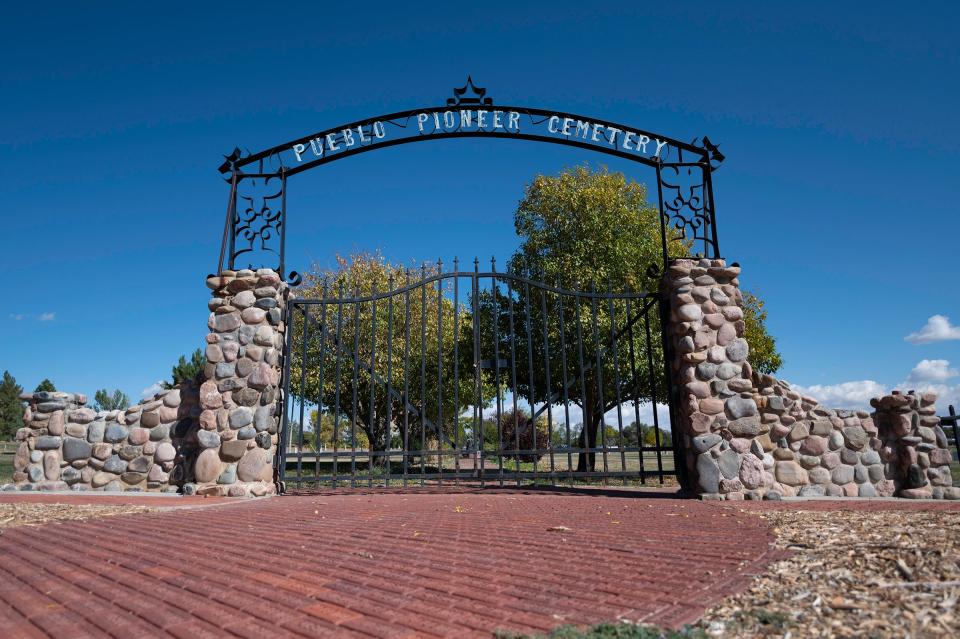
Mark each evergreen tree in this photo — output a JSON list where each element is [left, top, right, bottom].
[[0, 371, 25, 440], [93, 388, 131, 412], [164, 349, 206, 389], [34, 378, 56, 393]]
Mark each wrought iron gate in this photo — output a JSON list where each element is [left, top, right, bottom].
[[277, 260, 680, 490]]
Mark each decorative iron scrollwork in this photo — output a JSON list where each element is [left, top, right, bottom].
[[231, 174, 285, 272], [659, 163, 718, 259], [447, 76, 492, 106]]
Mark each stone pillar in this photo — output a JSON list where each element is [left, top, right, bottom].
[[663, 258, 759, 500], [187, 268, 288, 497], [873, 391, 958, 499]]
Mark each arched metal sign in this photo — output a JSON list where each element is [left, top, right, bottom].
[[217, 77, 724, 281]]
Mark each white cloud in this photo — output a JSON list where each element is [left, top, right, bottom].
[[792, 380, 888, 411], [38, 312, 55, 322], [9, 313, 25, 321], [905, 315, 960, 344], [907, 359, 958, 383], [141, 380, 165, 398]]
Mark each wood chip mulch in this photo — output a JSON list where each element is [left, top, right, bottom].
[[0, 503, 156, 530], [696, 509, 960, 638]]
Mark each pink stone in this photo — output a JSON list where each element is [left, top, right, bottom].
[[222, 341, 240, 362], [929, 448, 952, 465], [237, 448, 272, 482], [719, 478, 743, 493], [200, 381, 223, 410], [821, 452, 840, 469], [876, 479, 896, 497], [241, 307, 266, 324], [247, 363, 276, 390], [158, 405, 179, 422], [13, 442, 30, 471], [699, 398, 724, 415], [799, 435, 828, 456], [769, 423, 790, 441], [199, 409, 217, 430], [703, 313, 725, 329], [43, 451, 60, 480], [154, 442, 176, 463], [730, 438, 751, 453], [716, 323, 737, 346], [128, 428, 149, 445], [843, 483, 858, 497], [194, 449, 222, 483], [686, 381, 710, 399], [775, 461, 808, 486], [689, 412, 712, 434], [861, 418, 877, 435], [892, 414, 911, 437], [739, 454, 764, 489], [47, 411, 64, 435], [148, 465, 168, 482]]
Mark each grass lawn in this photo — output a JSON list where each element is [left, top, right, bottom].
[[0, 454, 13, 484]]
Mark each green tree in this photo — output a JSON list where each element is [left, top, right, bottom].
[[503, 165, 780, 471], [0, 371, 24, 440], [93, 388, 130, 412], [294, 253, 495, 465], [742, 292, 783, 375], [34, 378, 56, 393], [165, 349, 206, 388]]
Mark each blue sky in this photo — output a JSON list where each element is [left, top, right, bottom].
[[1, 1, 958, 411]]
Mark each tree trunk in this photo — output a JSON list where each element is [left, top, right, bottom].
[[576, 387, 602, 472]]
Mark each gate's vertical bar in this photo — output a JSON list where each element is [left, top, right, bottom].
[[332, 283, 345, 488], [491, 259, 504, 485], [607, 286, 626, 483], [506, 269, 518, 485], [296, 306, 310, 489], [557, 294, 573, 482], [573, 288, 590, 475], [589, 284, 609, 482], [452, 258, 461, 485], [315, 283, 330, 484], [368, 280, 378, 488], [419, 264, 427, 485], [649, 298, 667, 483], [275, 297, 297, 493], [403, 270, 412, 487], [436, 260, 444, 485], [385, 273, 395, 488], [472, 259, 484, 486], [350, 285, 361, 488], [625, 294, 646, 483], [539, 281, 555, 483], [523, 277, 538, 485]]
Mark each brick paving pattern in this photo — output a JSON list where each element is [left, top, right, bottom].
[[1, 491, 956, 638]]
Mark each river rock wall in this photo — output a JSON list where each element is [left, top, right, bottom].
[[7, 383, 197, 492], [4, 268, 288, 497], [665, 258, 958, 501]]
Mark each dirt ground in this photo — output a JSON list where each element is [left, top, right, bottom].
[[696, 508, 960, 638], [0, 502, 156, 530]]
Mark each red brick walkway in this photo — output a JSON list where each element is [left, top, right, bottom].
[[1, 491, 956, 638]]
